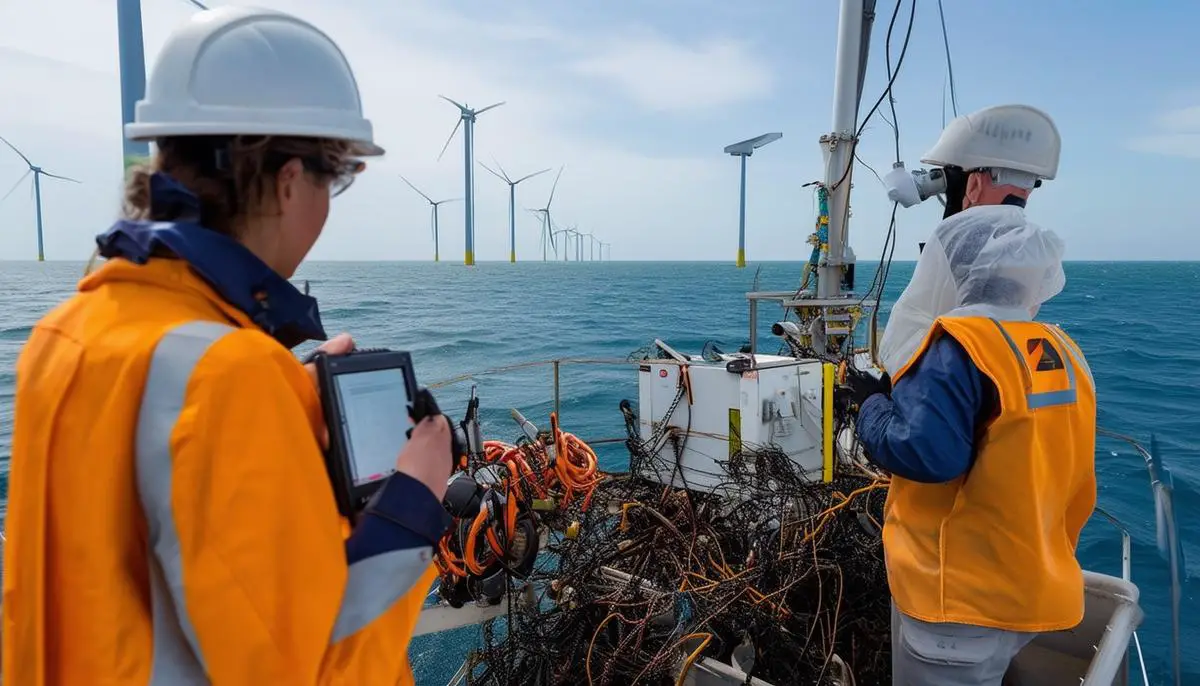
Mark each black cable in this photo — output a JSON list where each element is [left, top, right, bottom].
[[937, 0, 959, 118]]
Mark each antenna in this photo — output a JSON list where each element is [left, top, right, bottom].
[[480, 160, 550, 263], [436, 95, 505, 266], [0, 136, 81, 261], [400, 174, 460, 262], [724, 132, 782, 268]]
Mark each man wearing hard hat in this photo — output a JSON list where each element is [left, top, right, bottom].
[[845, 105, 1098, 685]]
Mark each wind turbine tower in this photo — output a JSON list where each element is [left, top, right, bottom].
[[0, 136, 81, 261], [724, 132, 782, 268], [436, 96, 504, 266], [480, 161, 549, 263], [399, 175, 460, 262], [117, 0, 207, 173]]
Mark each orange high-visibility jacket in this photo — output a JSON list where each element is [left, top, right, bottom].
[[4, 256, 442, 685], [884, 316, 1097, 632]]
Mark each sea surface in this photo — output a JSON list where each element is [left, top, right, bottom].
[[0, 259, 1196, 684]]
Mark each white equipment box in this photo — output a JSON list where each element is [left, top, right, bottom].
[[635, 353, 827, 492]]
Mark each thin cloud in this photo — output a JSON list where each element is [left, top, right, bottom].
[[571, 32, 774, 112], [1126, 105, 1200, 159]]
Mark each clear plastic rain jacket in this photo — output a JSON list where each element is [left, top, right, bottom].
[[861, 202, 1075, 482], [3, 173, 451, 685]]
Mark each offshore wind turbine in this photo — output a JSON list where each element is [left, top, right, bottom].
[[436, 96, 504, 266], [479, 160, 549, 263], [0, 136, 81, 261], [552, 229, 572, 261], [399, 174, 460, 262], [583, 232, 599, 261], [528, 166, 564, 262], [600, 241, 610, 262], [566, 227, 584, 262], [724, 132, 782, 268]]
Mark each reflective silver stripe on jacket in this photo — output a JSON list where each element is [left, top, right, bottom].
[[137, 320, 233, 685], [136, 321, 433, 683]]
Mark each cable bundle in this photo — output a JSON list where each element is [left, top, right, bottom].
[[465, 440, 893, 686], [433, 412, 604, 607]]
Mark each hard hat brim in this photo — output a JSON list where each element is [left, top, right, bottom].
[[125, 121, 385, 157]]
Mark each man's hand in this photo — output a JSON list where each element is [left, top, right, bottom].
[[397, 417, 453, 501], [303, 333, 354, 449]]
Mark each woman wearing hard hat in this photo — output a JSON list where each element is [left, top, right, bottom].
[[2, 7, 452, 685]]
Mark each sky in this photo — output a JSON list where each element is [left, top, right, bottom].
[[0, 0, 1198, 263]]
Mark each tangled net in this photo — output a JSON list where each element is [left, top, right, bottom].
[[439, 412, 892, 686]]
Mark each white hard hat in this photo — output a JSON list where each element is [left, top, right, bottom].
[[921, 104, 1059, 182], [125, 6, 383, 156]]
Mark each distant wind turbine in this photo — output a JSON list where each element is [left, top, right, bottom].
[[436, 96, 504, 266], [479, 160, 549, 263], [724, 132, 782, 268], [399, 175, 460, 262], [527, 166, 564, 262], [600, 241, 610, 262], [552, 229, 571, 262], [566, 227, 584, 262], [583, 232, 599, 261], [0, 136, 80, 261]]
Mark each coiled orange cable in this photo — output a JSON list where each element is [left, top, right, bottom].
[[436, 415, 603, 583]]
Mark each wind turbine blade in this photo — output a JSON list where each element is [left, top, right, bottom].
[[436, 118, 462, 162], [41, 171, 80, 184], [547, 166, 564, 207], [515, 168, 551, 185], [0, 169, 31, 204], [0, 135, 33, 167], [399, 174, 434, 203], [185, 0, 208, 8], [440, 197, 463, 204], [438, 95, 467, 111], [478, 161, 508, 184], [491, 157, 512, 182], [476, 101, 505, 115]]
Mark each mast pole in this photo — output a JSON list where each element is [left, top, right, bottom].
[[817, 0, 873, 298]]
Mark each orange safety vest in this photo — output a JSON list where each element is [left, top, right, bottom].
[[3, 257, 435, 685], [884, 315, 1097, 632]]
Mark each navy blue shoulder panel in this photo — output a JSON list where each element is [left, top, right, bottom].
[[94, 172, 326, 349]]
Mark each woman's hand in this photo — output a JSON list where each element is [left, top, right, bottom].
[[397, 417, 453, 501], [303, 333, 355, 449]]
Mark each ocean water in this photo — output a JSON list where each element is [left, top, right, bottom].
[[0, 259, 1196, 683]]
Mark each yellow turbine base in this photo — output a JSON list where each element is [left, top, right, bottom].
[[736, 248, 746, 268], [465, 250, 475, 266]]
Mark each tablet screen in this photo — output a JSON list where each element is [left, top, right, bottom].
[[333, 368, 412, 487]]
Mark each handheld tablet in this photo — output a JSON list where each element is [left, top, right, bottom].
[[314, 348, 419, 517]]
